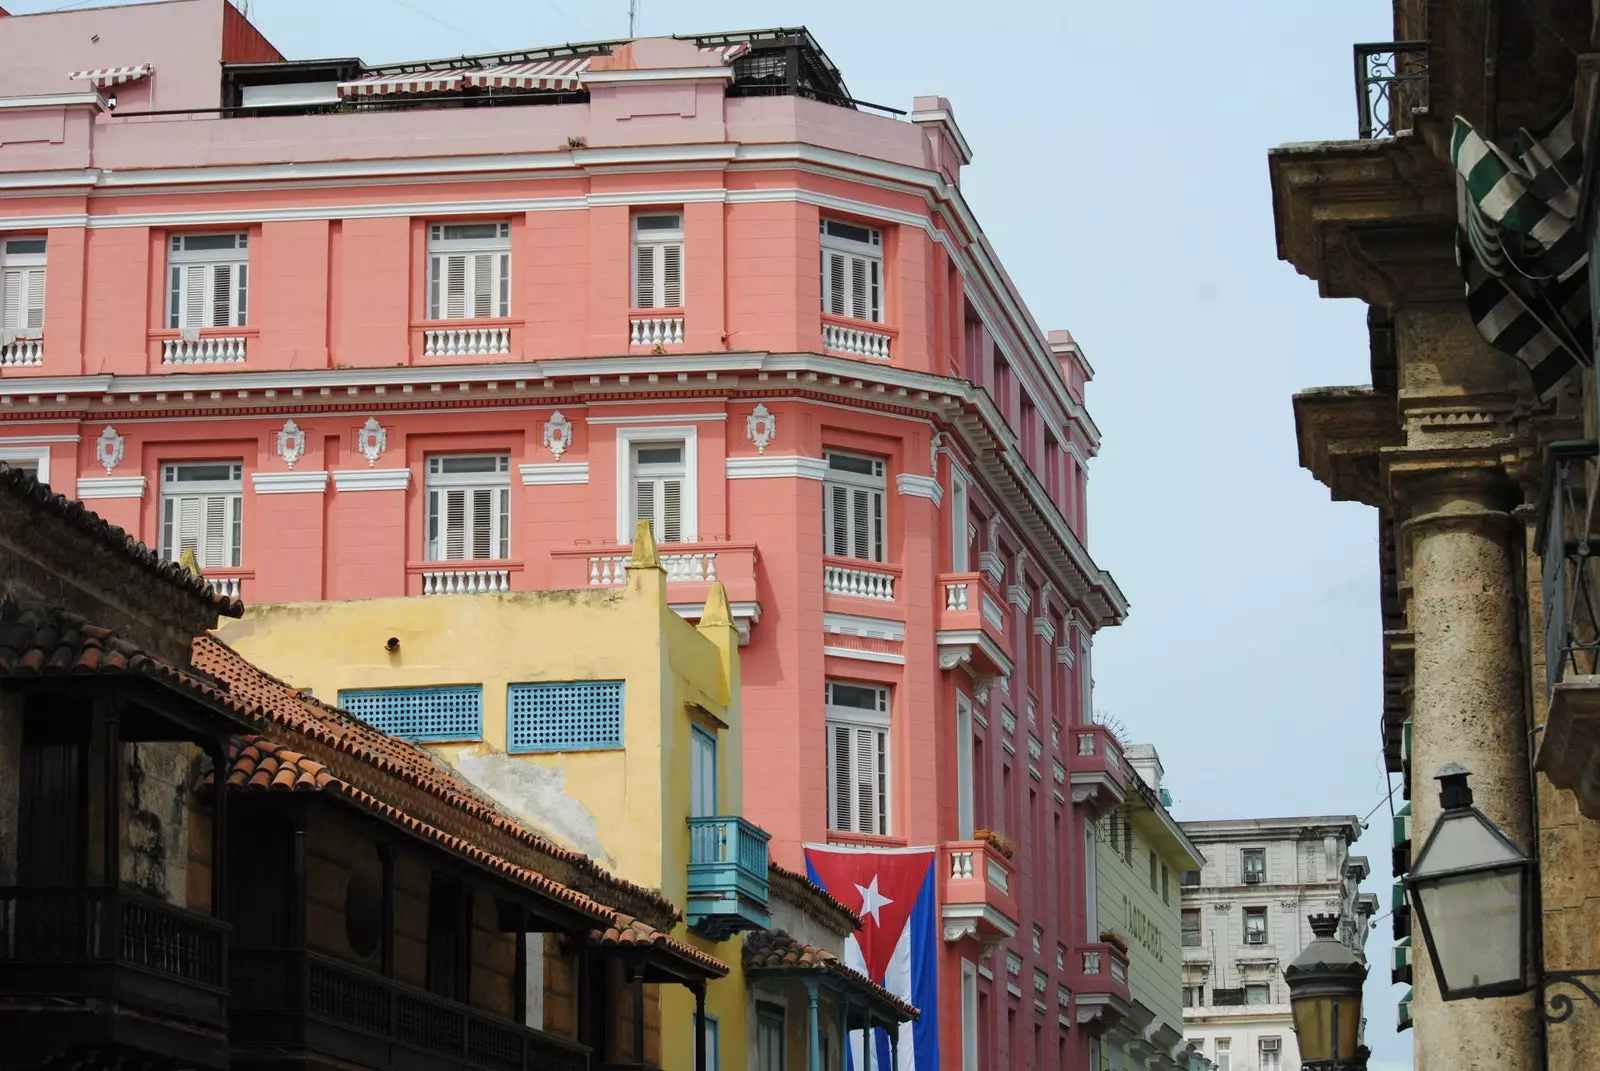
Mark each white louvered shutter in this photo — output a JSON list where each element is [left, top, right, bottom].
[[1, 268, 44, 335], [634, 244, 655, 309], [823, 481, 884, 561], [173, 263, 243, 329], [828, 722, 886, 835], [632, 473, 683, 543], [824, 252, 847, 317], [633, 241, 683, 309], [175, 493, 240, 568], [433, 252, 508, 320], [820, 249, 881, 323], [830, 722, 854, 831], [470, 488, 494, 559], [662, 244, 682, 308]]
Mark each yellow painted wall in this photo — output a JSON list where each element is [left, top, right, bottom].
[[217, 550, 751, 1071]]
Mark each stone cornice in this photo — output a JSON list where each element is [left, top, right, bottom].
[[1267, 135, 1456, 308], [1292, 385, 1401, 507]]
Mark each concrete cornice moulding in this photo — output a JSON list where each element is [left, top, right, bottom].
[[74, 475, 145, 499], [252, 470, 329, 495], [725, 455, 828, 481], [331, 468, 411, 492], [895, 472, 943, 506]]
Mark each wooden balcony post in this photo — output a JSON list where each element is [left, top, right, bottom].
[[379, 844, 395, 977], [289, 807, 308, 948], [207, 738, 228, 920], [694, 980, 707, 1071], [888, 1015, 899, 1071], [805, 979, 821, 1071], [630, 958, 646, 1065]]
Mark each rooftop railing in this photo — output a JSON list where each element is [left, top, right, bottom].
[[1354, 41, 1429, 139]]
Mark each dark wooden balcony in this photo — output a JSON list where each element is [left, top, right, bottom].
[[230, 948, 590, 1071], [0, 885, 230, 1068]]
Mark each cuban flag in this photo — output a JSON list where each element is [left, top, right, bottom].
[[804, 845, 939, 1071]]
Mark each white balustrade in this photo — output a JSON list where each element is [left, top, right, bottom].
[[421, 568, 510, 595], [1110, 958, 1127, 984], [163, 336, 247, 365], [423, 327, 510, 357], [589, 551, 718, 585], [630, 317, 685, 346], [949, 850, 975, 881], [945, 582, 969, 611], [1077, 732, 1097, 756], [1082, 951, 1102, 975], [981, 592, 1006, 631], [0, 339, 43, 366], [205, 576, 242, 599], [822, 321, 891, 360], [986, 857, 1010, 894], [823, 564, 895, 601]]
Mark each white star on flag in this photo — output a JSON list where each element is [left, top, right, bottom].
[[855, 874, 894, 925]]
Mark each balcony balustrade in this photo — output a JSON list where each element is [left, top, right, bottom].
[[936, 571, 1013, 679], [629, 315, 685, 347], [419, 565, 513, 595], [162, 334, 249, 365], [822, 557, 897, 602], [1354, 41, 1429, 139], [0, 337, 43, 367], [424, 326, 512, 357], [1069, 940, 1131, 1011], [205, 575, 243, 599], [1065, 723, 1125, 813], [821, 318, 892, 360], [938, 840, 1017, 948], [550, 542, 758, 607], [686, 816, 771, 940], [0, 885, 230, 1064], [231, 948, 588, 1071]]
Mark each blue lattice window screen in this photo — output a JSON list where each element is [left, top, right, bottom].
[[339, 685, 483, 742], [507, 681, 625, 753]]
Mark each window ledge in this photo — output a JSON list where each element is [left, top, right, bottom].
[[149, 327, 260, 340], [826, 830, 908, 849], [410, 318, 524, 330], [407, 560, 524, 572]]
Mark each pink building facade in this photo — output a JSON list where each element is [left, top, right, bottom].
[[0, 4, 1128, 1068]]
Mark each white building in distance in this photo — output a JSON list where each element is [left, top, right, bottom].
[[1178, 816, 1379, 1071]]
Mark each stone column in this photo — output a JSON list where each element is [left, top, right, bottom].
[[1401, 468, 1539, 1071]]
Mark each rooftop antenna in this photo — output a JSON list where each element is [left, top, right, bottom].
[[628, 0, 637, 37]]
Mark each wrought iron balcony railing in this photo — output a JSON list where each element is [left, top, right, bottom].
[[1354, 41, 1429, 139], [1538, 441, 1600, 699]]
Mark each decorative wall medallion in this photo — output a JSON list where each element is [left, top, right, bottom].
[[276, 420, 307, 469], [746, 403, 777, 455], [357, 417, 387, 467], [930, 431, 944, 476], [95, 426, 125, 474], [543, 411, 573, 460]]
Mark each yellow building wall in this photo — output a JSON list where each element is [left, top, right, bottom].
[[1094, 807, 1186, 1034], [217, 558, 750, 1071]]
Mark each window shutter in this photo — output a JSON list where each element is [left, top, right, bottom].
[[202, 494, 229, 567], [471, 252, 494, 319], [850, 256, 869, 320], [826, 252, 847, 316], [660, 478, 682, 543], [634, 477, 656, 539], [831, 723, 853, 830], [470, 488, 494, 559], [444, 255, 467, 320], [210, 263, 233, 328], [1, 271, 19, 332], [827, 483, 848, 556], [854, 727, 878, 834], [850, 488, 871, 560], [497, 252, 510, 318], [496, 488, 510, 559], [182, 265, 207, 328], [634, 243, 656, 309], [661, 243, 683, 308], [444, 489, 466, 560], [1, 269, 44, 334], [178, 496, 201, 560]]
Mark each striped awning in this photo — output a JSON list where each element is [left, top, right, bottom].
[[1451, 98, 1590, 398], [336, 71, 464, 98], [462, 57, 591, 91], [69, 64, 153, 88], [699, 43, 751, 63]]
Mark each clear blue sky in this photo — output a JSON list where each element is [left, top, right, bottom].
[[18, 0, 1408, 1065]]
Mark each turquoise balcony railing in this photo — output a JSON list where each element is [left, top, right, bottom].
[[686, 816, 772, 940]]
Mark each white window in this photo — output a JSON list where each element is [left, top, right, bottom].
[[1245, 983, 1271, 1005], [1215, 1039, 1231, 1071], [0, 446, 48, 485], [820, 218, 882, 323], [427, 222, 511, 321], [425, 454, 511, 562], [823, 452, 885, 562], [956, 691, 974, 840], [168, 233, 249, 329], [1243, 907, 1268, 945], [690, 725, 717, 819], [960, 959, 979, 1071], [1, 237, 45, 340], [632, 213, 683, 309], [703, 1015, 720, 1071], [950, 472, 969, 572], [826, 681, 890, 836], [161, 462, 243, 568], [629, 441, 686, 544], [1259, 1037, 1282, 1071]]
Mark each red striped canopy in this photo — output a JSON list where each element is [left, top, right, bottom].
[[462, 57, 591, 92], [336, 71, 464, 98], [69, 64, 153, 88]]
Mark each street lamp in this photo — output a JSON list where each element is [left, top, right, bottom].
[[1283, 913, 1368, 1070], [1403, 764, 1536, 1001]]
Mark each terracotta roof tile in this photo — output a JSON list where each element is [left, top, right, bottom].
[[0, 603, 157, 676], [768, 861, 862, 931], [189, 636, 679, 923], [743, 930, 919, 1021], [0, 463, 242, 617], [590, 913, 729, 977]]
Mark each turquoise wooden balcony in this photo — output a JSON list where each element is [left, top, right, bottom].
[[686, 816, 772, 939]]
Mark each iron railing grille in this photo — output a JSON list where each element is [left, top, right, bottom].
[[1539, 441, 1600, 699], [1354, 41, 1429, 138]]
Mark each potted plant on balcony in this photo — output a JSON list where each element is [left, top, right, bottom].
[[1100, 929, 1130, 956], [975, 828, 1018, 860]]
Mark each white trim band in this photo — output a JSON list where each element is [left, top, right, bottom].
[[332, 468, 411, 492], [252, 471, 329, 495], [725, 455, 828, 481], [75, 475, 146, 499], [520, 462, 589, 486], [896, 473, 944, 506]]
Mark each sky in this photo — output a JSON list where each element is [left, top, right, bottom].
[[14, 0, 1408, 1065]]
